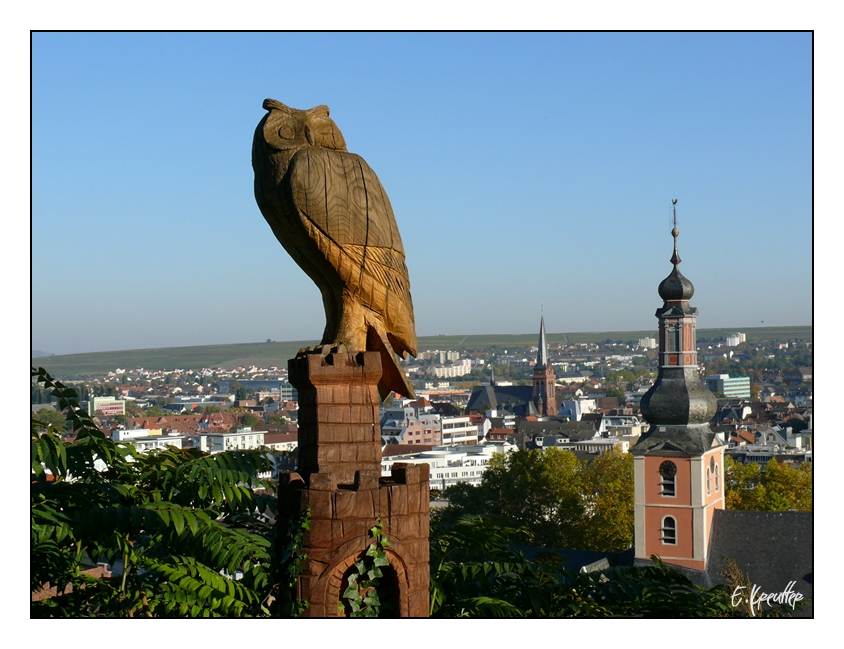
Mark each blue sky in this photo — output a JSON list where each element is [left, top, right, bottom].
[[30, 32, 812, 355]]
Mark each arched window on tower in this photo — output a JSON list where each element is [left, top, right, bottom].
[[659, 460, 677, 497], [667, 324, 681, 352], [660, 516, 677, 545], [706, 467, 711, 495], [715, 462, 720, 492]]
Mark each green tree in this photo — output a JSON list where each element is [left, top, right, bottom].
[[760, 458, 812, 511], [125, 401, 145, 417], [31, 367, 291, 618], [32, 407, 68, 432], [241, 413, 263, 429], [484, 448, 584, 549], [579, 450, 634, 551], [724, 456, 812, 512], [604, 387, 626, 402], [429, 515, 740, 617], [605, 370, 636, 385], [441, 448, 633, 551]]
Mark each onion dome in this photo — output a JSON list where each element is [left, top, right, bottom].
[[657, 226, 694, 301]]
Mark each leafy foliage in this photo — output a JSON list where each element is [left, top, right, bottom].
[[339, 520, 392, 617], [240, 413, 263, 429], [31, 366, 292, 617], [276, 509, 310, 617], [430, 516, 746, 618], [32, 407, 68, 432], [440, 448, 634, 552], [724, 456, 812, 511]]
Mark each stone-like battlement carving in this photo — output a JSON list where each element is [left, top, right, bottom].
[[278, 352, 429, 617]]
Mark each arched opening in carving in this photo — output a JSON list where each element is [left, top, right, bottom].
[[329, 548, 407, 617]]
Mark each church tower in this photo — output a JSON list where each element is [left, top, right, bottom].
[[630, 205, 725, 571], [532, 313, 557, 417]]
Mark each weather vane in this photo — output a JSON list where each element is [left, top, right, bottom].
[[670, 199, 681, 265]]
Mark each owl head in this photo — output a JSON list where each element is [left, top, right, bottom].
[[259, 98, 347, 152]]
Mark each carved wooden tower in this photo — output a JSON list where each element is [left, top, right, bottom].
[[252, 99, 429, 617], [630, 205, 725, 571], [278, 352, 430, 616]]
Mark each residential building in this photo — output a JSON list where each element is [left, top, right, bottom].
[[112, 429, 184, 453], [706, 374, 751, 400], [558, 398, 597, 422], [262, 432, 298, 452], [440, 415, 479, 445], [380, 407, 442, 446], [784, 367, 812, 384], [197, 427, 266, 453], [88, 396, 125, 417], [217, 379, 297, 400]]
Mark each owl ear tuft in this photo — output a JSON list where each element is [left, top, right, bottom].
[[263, 98, 293, 113], [306, 105, 331, 117]]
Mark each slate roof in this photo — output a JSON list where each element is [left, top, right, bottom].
[[431, 402, 461, 417], [516, 419, 597, 440], [466, 385, 534, 414], [629, 423, 720, 456]]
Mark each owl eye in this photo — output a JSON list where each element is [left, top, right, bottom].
[[278, 124, 296, 140]]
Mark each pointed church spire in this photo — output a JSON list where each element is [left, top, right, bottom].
[[536, 311, 549, 369], [531, 309, 556, 417]]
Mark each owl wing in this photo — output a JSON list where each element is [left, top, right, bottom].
[[287, 148, 417, 358]]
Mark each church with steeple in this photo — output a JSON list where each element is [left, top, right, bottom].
[[465, 313, 557, 419], [630, 211, 725, 571], [532, 314, 557, 417], [625, 209, 811, 614]]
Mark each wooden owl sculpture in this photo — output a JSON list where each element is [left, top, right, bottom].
[[252, 98, 417, 399]]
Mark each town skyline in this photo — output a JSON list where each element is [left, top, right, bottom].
[[31, 32, 812, 356]]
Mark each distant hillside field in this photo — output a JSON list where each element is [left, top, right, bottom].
[[32, 326, 812, 379]]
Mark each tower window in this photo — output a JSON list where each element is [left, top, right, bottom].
[[660, 516, 677, 545], [706, 467, 711, 495], [715, 463, 720, 492], [659, 460, 677, 497]]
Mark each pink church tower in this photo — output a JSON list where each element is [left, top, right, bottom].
[[630, 203, 725, 571]]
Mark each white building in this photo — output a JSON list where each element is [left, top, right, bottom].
[[198, 427, 266, 454], [118, 432, 184, 454], [381, 443, 517, 489], [603, 415, 645, 437], [558, 399, 597, 422], [427, 360, 472, 378], [441, 415, 479, 445]]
